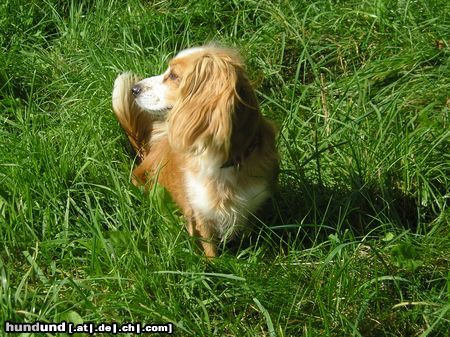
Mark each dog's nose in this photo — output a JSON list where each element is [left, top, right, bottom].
[[131, 85, 142, 96]]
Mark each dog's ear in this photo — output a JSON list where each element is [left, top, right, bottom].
[[168, 51, 261, 163], [168, 53, 236, 157]]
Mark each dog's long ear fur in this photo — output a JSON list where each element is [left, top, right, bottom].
[[168, 53, 235, 155], [168, 50, 261, 161]]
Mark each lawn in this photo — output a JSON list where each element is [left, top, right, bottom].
[[0, 0, 449, 336]]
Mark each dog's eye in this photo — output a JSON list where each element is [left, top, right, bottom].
[[168, 72, 178, 81]]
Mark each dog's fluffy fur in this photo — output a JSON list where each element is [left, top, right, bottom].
[[112, 46, 279, 257]]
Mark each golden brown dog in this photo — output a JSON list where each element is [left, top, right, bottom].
[[112, 46, 279, 257]]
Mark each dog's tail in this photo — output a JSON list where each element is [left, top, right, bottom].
[[112, 72, 154, 156]]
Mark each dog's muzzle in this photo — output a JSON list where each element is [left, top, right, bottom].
[[131, 85, 142, 96]]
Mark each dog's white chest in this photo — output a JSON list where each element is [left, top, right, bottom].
[[185, 172, 214, 216], [185, 170, 269, 237]]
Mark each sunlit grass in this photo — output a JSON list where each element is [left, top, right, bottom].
[[1, 0, 449, 336]]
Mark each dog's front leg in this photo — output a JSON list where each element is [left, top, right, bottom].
[[187, 215, 218, 258]]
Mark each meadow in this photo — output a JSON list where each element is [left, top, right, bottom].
[[0, 0, 449, 336]]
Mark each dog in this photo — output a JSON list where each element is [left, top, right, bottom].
[[112, 45, 279, 257]]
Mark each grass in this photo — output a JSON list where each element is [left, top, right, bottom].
[[0, 0, 449, 336]]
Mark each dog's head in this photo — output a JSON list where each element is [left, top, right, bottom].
[[132, 46, 261, 161]]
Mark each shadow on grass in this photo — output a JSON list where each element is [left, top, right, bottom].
[[116, 134, 424, 257], [226, 174, 421, 256]]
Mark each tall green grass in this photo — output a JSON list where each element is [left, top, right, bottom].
[[1, 0, 449, 336]]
